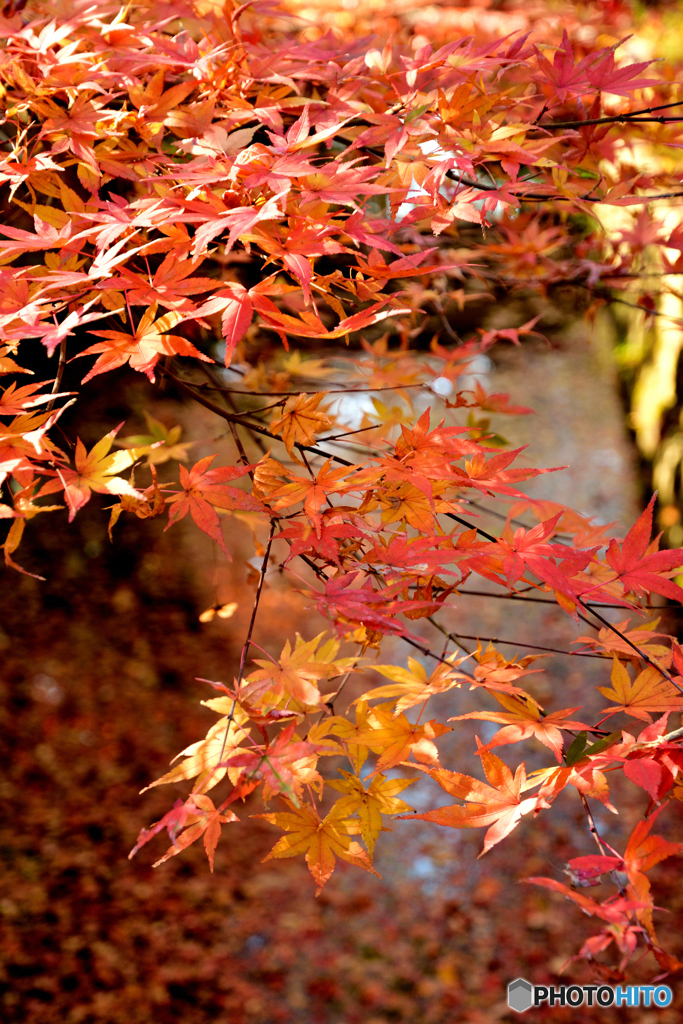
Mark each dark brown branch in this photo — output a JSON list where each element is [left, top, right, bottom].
[[217, 519, 276, 766], [444, 631, 605, 658], [45, 334, 67, 414], [536, 114, 683, 130], [457, 588, 663, 611], [577, 598, 683, 695]]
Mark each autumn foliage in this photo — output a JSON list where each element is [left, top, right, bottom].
[[4, 0, 683, 990]]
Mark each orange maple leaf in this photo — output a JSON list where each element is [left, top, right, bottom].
[[450, 691, 589, 763], [78, 301, 212, 382], [401, 741, 541, 855], [354, 700, 450, 773], [152, 794, 239, 872], [361, 655, 467, 713], [269, 392, 332, 458], [623, 808, 683, 940], [598, 656, 683, 722]]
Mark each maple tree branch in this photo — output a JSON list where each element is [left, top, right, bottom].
[[236, 519, 276, 691], [578, 792, 622, 868], [216, 519, 276, 769], [45, 333, 67, 414], [172, 376, 667, 668], [162, 368, 359, 467], [540, 114, 683, 129], [323, 665, 356, 715], [577, 598, 683, 695], [457, 588, 663, 611], [428, 614, 473, 655], [442, 631, 606, 658], [639, 724, 683, 746], [185, 381, 430, 396], [576, 792, 657, 955], [536, 104, 683, 129]]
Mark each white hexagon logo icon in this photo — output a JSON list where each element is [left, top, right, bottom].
[[508, 978, 533, 1013]]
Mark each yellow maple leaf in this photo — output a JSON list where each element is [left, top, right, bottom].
[[361, 655, 467, 713], [598, 656, 683, 722], [58, 423, 156, 520], [256, 797, 380, 894], [328, 699, 374, 774], [327, 770, 415, 854], [115, 411, 194, 465], [141, 710, 250, 794], [59, 425, 155, 521]]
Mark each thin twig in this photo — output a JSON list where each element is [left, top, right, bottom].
[[217, 519, 276, 766], [45, 334, 67, 413], [443, 631, 605, 658], [577, 598, 683, 696]]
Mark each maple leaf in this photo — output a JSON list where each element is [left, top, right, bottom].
[[165, 455, 267, 557], [109, 254, 217, 311], [533, 31, 601, 101], [326, 770, 415, 854], [361, 655, 467, 713], [572, 617, 672, 666], [141, 710, 251, 793], [226, 722, 324, 803], [58, 425, 154, 521], [354, 700, 450, 773], [0, 347, 33, 375], [314, 572, 438, 640], [256, 797, 380, 894], [467, 642, 546, 696], [115, 411, 194, 466], [151, 794, 239, 872], [269, 392, 332, 458], [277, 519, 360, 567], [468, 514, 595, 602], [240, 632, 345, 708], [402, 742, 542, 856], [451, 692, 589, 762], [586, 49, 660, 96], [523, 877, 650, 925], [564, 853, 625, 888], [622, 808, 683, 939], [77, 301, 212, 382], [463, 381, 533, 416], [476, 315, 547, 350], [528, 809, 682, 945], [267, 460, 351, 535], [254, 294, 411, 343], [328, 699, 375, 775], [598, 656, 683, 722], [2, 478, 62, 579], [452, 447, 563, 500], [108, 464, 166, 538], [217, 283, 253, 366], [602, 494, 683, 602], [0, 380, 73, 416]]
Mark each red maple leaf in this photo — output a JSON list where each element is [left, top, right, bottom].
[[603, 494, 683, 601], [165, 455, 267, 557]]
